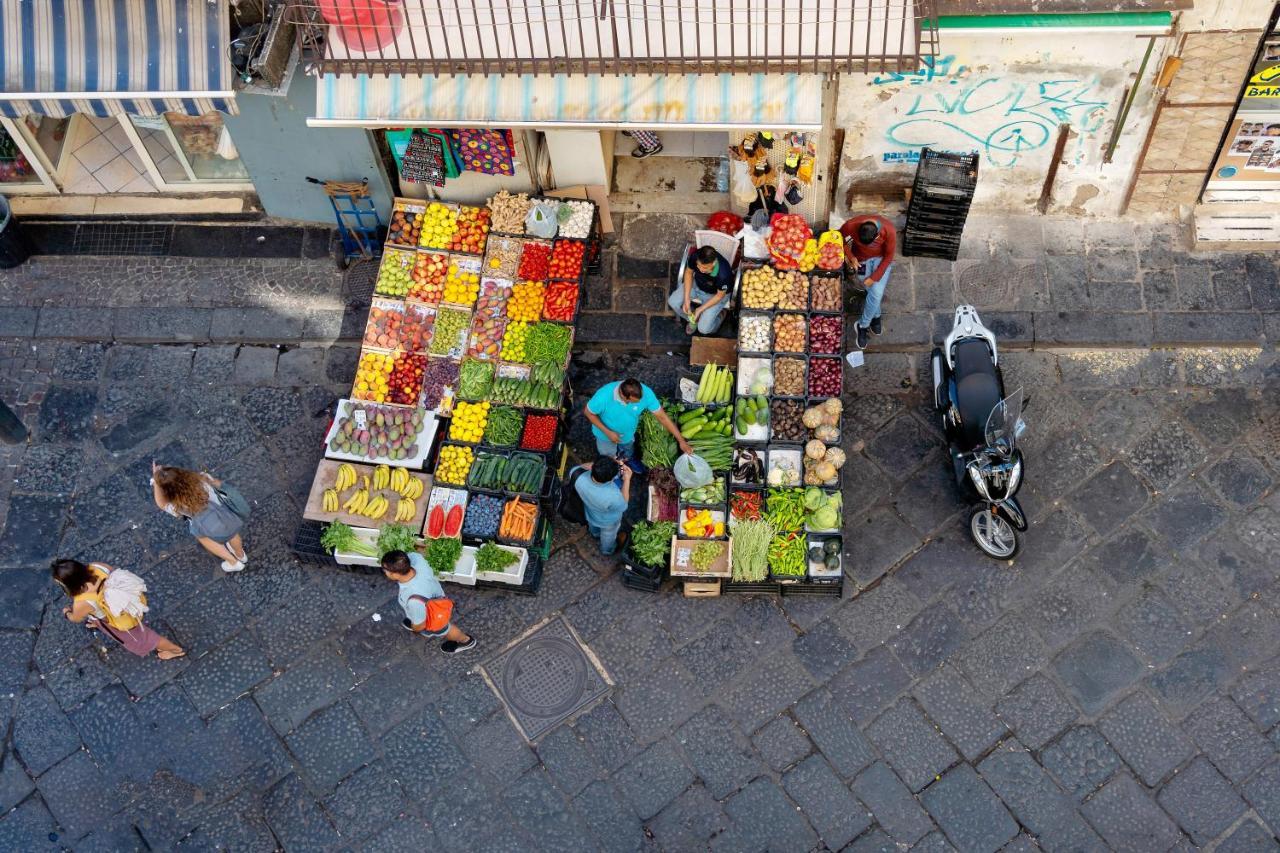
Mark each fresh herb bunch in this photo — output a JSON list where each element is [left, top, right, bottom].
[[424, 536, 462, 574], [476, 542, 519, 573], [629, 520, 676, 567], [376, 523, 417, 557], [320, 521, 377, 557]]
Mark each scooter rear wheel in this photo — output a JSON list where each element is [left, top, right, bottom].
[[970, 507, 1019, 559]]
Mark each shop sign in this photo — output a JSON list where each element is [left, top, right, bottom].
[[1245, 64, 1280, 99]]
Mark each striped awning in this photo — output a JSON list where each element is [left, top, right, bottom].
[[0, 1, 236, 118], [308, 72, 825, 130]]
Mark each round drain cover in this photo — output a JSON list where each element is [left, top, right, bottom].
[[343, 257, 378, 307], [501, 636, 590, 719]]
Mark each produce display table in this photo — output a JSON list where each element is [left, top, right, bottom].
[[627, 216, 848, 598], [293, 191, 596, 593]]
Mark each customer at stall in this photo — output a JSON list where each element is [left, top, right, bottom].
[[622, 129, 664, 158], [667, 245, 733, 335], [840, 213, 897, 352], [575, 456, 631, 556], [585, 377, 691, 463], [381, 550, 477, 654]]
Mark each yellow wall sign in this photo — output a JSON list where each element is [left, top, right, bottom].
[[1246, 64, 1280, 98]]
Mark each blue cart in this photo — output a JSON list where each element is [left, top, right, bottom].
[[306, 177, 383, 269]]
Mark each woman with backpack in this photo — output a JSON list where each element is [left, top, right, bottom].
[[51, 559, 185, 659], [150, 463, 251, 573]]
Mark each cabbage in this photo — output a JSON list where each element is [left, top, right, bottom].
[[803, 487, 826, 510], [811, 506, 840, 530]]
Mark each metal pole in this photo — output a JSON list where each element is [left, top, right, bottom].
[[1104, 36, 1156, 164]]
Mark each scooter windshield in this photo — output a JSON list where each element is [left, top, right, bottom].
[[984, 389, 1025, 454]]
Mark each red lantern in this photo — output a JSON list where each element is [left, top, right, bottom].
[[316, 0, 405, 52]]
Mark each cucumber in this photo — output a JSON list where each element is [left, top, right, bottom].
[[682, 423, 704, 439], [679, 407, 705, 425]]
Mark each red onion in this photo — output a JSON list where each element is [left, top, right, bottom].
[[808, 357, 842, 397], [809, 316, 843, 354]]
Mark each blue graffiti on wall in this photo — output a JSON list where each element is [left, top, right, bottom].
[[873, 56, 1111, 167]]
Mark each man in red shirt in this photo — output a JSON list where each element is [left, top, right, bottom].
[[839, 214, 897, 351]]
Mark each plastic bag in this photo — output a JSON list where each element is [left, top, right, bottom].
[[730, 160, 755, 205], [525, 202, 559, 238], [673, 453, 713, 489], [736, 224, 770, 260]]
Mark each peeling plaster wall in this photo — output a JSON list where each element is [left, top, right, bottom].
[[833, 29, 1170, 220]]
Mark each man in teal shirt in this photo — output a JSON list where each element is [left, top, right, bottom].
[[584, 377, 690, 462], [574, 457, 631, 555]]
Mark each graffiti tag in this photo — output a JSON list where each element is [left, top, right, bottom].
[[874, 57, 1112, 167]]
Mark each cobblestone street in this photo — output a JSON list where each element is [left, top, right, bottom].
[[0, 216, 1277, 851]]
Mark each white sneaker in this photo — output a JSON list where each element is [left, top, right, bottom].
[[221, 559, 246, 573]]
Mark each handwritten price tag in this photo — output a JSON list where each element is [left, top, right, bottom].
[[354, 409, 368, 430]]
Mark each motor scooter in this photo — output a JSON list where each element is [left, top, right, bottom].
[[930, 306, 1028, 559]]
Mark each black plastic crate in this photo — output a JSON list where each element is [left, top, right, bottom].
[[622, 566, 663, 592], [780, 579, 844, 597], [291, 520, 337, 566], [723, 580, 781, 595], [621, 546, 664, 580]]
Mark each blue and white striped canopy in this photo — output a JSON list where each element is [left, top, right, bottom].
[[0, 0, 235, 118]]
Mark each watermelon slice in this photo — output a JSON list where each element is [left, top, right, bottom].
[[444, 504, 464, 538], [427, 505, 445, 538]]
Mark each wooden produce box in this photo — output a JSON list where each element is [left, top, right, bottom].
[[669, 536, 732, 579], [303, 459, 431, 531]]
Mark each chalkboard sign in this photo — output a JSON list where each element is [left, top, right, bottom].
[[401, 130, 445, 187]]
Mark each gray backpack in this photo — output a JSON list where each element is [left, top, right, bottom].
[[187, 483, 250, 541]]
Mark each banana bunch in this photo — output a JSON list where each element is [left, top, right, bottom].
[[322, 489, 341, 512], [372, 465, 391, 490], [391, 467, 424, 499], [334, 463, 358, 491], [394, 498, 417, 522], [342, 487, 389, 520]]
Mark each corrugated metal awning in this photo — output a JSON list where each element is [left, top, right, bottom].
[[308, 72, 826, 130], [0, 1, 236, 118]]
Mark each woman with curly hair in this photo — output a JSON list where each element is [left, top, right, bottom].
[[150, 463, 251, 572]]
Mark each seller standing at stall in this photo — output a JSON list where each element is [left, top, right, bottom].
[[667, 245, 733, 334], [585, 377, 691, 466], [840, 214, 897, 352]]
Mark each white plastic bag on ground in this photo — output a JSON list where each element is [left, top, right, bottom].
[[674, 453, 714, 489]]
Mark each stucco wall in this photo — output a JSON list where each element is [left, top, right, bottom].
[[833, 28, 1170, 219], [224, 73, 395, 225]]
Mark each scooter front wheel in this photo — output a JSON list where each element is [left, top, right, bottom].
[[970, 507, 1020, 559]]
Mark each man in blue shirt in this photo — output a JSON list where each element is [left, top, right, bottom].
[[584, 377, 690, 461], [575, 457, 631, 555], [381, 550, 477, 654], [667, 245, 732, 334]]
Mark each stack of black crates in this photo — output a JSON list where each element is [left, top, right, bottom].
[[901, 148, 979, 262]]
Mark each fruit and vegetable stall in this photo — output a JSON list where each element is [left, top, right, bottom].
[[296, 192, 598, 593], [628, 215, 847, 597]]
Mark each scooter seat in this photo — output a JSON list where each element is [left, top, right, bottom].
[[953, 339, 1000, 450]]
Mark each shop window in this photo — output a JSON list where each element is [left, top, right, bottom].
[[127, 113, 250, 185], [0, 127, 42, 185]]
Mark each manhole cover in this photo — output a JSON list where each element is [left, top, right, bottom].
[[482, 618, 609, 741]]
